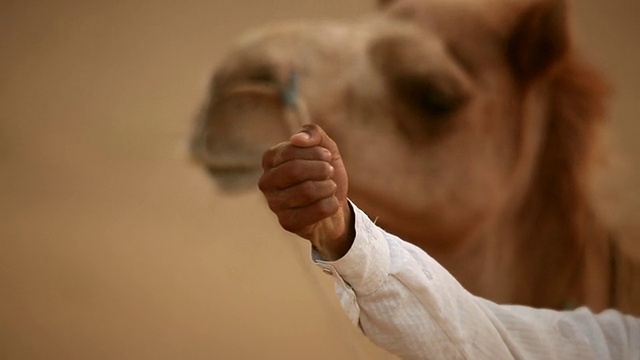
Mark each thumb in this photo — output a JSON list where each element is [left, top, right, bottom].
[[290, 124, 339, 154], [291, 124, 352, 260]]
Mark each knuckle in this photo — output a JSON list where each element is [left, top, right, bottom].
[[321, 162, 334, 178], [316, 197, 339, 217], [316, 147, 332, 161], [328, 181, 338, 195], [257, 177, 267, 191], [297, 181, 319, 203], [261, 149, 276, 169], [268, 142, 289, 167], [279, 219, 296, 233], [257, 173, 272, 192], [278, 146, 292, 161], [286, 162, 305, 181], [279, 216, 302, 234], [315, 180, 336, 198]]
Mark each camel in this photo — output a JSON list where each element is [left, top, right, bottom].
[[190, 0, 640, 315]]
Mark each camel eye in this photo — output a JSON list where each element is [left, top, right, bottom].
[[392, 74, 467, 119], [369, 34, 470, 125]]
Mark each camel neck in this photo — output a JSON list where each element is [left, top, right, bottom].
[[496, 191, 612, 309], [427, 196, 613, 310]]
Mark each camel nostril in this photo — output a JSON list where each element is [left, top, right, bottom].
[[216, 62, 283, 90]]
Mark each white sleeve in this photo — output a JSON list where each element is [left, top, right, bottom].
[[313, 202, 640, 360]]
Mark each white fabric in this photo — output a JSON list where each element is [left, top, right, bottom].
[[313, 202, 640, 360]]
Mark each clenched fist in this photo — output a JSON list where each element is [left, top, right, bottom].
[[258, 124, 354, 261]]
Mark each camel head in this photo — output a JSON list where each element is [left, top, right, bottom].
[[191, 0, 612, 308]]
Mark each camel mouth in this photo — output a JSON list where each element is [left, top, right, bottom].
[[190, 78, 299, 193], [193, 153, 263, 192], [205, 165, 262, 192]]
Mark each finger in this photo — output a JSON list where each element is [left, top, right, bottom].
[[267, 179, 337, 211], [261, 141, 332, 170], [290, 124, 348, 207], [262, 141, 288, 171], [277, 196, 340, 234], [259, 159, 334, 191], [274, 145, 332, 168], [290, 124, 340, 159]]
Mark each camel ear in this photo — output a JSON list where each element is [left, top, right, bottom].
[[507, 0, 570, 81]]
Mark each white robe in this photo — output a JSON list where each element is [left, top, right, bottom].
[[313, 202, 640, 359]]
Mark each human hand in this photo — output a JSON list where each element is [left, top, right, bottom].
[[259, 124, 353, 260]]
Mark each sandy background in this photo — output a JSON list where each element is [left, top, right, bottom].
[[1, 0, 638, 359]]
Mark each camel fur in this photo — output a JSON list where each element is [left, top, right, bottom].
[[190, 0, 640, 314]]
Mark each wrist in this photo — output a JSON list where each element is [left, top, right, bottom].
[[315, 201, 355, 261]]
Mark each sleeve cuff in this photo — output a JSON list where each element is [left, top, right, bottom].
[[313, 201, 391, 297]]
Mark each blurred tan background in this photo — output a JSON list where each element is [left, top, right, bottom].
[[1, 0, 638, 359]]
